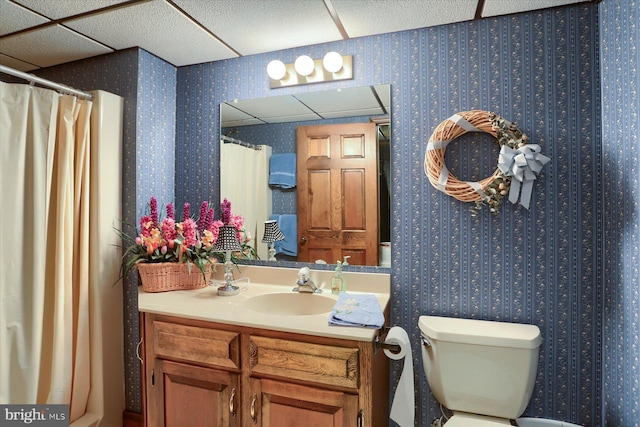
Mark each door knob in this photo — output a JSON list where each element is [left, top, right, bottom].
[[300, 236, 307, 244]]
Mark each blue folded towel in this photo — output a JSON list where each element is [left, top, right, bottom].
[[270, 214, 298, 256], [269, 153, 296, 189], [328, 292, 385, 329]]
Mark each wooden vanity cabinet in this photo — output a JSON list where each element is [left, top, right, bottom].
[[142, 313, 389, 427], [143, 314, 242, 427]]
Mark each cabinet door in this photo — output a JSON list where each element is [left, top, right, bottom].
[[249, 378, 358, 427], [153, 359, 240, 427]]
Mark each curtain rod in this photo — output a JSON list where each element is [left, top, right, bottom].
[[221, 135, 262, 150], [0, 64, 93, 99]]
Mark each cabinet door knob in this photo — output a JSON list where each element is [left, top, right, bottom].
[[250, 393, 258, 424], [229, 387, 236, 418], [300, 236, 307, 244], [357, 409, 364, 427]]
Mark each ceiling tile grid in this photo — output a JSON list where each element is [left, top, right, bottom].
[[173, 0, 344, 56], [0, 0, 48, 35], [13, 0, 132, 19], [0, 0, 592, 72], [332, 0, 478, 38], [65, 0, 238, 66], [0, 24, 113, 68]]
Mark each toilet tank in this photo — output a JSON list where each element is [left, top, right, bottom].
[[418, 316, 541, 419]]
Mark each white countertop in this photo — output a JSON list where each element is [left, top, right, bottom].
[[138, 264, 391, 341]]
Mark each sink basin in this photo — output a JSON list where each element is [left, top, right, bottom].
[[244, 292, 336, 316]]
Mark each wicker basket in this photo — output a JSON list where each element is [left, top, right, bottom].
[[137, 262, 216, 293]]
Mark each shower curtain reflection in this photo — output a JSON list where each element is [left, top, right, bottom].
[[220, 140, 272, 260]]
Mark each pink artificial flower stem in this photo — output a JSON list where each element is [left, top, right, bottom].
[[150, 197, 159, 228], [205, 208, 214, 231], [166, 203, 174, 220], [221, 198, 231, 225], [182, 202, 190, 221], [198, 201, 209, 233]]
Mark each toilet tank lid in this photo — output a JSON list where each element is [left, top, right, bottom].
[[418, 316, 542, 349]]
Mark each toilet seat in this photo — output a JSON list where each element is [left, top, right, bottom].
[[444, 412, 514, 427]]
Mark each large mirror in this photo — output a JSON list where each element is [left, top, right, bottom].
[[220, 84, 390, 268]]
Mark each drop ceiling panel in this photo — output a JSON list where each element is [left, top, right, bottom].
[[0, 0, 596, 72], [0, 53, 36, 71], [0, 24, 113, 68], [13, 0, 132, 19], [220, 103, 265, 128], [321, 107, 384, 119], [482, 0, 588, 17], [262, 113, 324, 123], [173, 0, 343, 56], [222, 118, 266, 127], [65, 0, 238, 66], [296, 86, 384, 116], [374, 84, 391, 111], [332, 0, 478, 38], [228, 95, 316, 120], [221, 85, 389, 127], [0, 0, 49, 36]]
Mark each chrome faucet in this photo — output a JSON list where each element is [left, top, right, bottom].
[[292, 267, 322, 293]]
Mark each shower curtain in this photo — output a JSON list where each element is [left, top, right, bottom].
[[220, 141, 272, 260], [0, 82, 123, 425]]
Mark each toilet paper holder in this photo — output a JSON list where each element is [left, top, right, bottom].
[[375, 328, 432, 354], [374, 335, 401, 354]]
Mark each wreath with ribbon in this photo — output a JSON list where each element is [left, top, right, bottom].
[[424, 110, 550, 214]]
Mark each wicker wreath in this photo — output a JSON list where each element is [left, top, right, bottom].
[[424, 110, 507, 203]]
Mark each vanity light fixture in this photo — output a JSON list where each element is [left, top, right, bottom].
[[266, 59, 287, 81], [294, 55, 315, 76], [322, 51, 344, 73], [268, 52, 353, 88]]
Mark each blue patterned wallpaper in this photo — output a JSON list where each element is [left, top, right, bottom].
[[175, 4, 603, 425], [24, 0, 640, 424], [599, 0, 640, 425]]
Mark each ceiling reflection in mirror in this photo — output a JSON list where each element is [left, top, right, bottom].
[[220, 84, 390, 269]]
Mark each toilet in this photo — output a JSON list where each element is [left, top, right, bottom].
[[418, 315, 542, 426]]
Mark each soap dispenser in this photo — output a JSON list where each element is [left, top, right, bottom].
[[340, 256, 350, 291], [331, 261, 344, 295]]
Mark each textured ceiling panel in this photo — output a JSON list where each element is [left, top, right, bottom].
[[0, 0, 595, 71], [227, 95, 316, 121], [0, 0, 49, 36], [0, 52, 36, 71], [296, 86, 384, 117], [221, 85, 389, 126], [174, 0, 342, 56], [13, 0, 132, 19], [0, 24, 112, 68], [482, 0, 588, 17], [374, 84, 391, 111], [332, 0, 478, 38], [65, 0, 238, 66]]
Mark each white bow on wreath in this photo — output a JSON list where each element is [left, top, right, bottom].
[[498, 144, 550, 210]]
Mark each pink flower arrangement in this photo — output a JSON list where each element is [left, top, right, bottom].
[[120, 197, 255, 280]]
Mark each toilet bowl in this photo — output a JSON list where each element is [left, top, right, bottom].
[[418, 315, 542, 426]]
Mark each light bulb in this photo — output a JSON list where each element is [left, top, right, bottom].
[[267, 60, 287, 80], [323, 52, 343, 73], [294, 55, 315, 76]]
